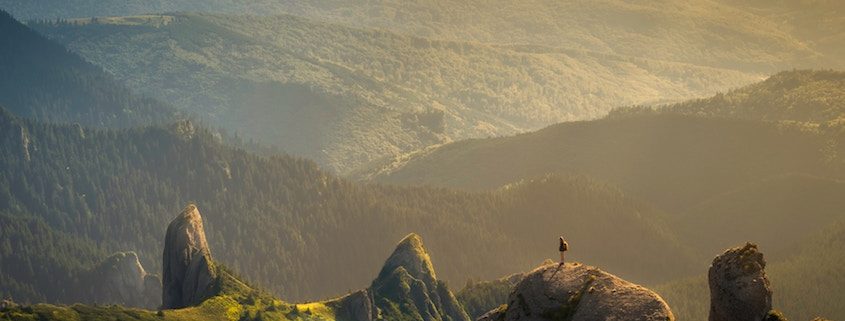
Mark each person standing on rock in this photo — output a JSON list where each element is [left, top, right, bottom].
[[559, 236, 568, 264]]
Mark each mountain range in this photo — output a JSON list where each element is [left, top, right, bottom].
[[0, 18, 697, 299], [0, 2, 843, 321], [28, 12, 764, 172]]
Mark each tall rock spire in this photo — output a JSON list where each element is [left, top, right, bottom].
[[162, 204, 218, 309]]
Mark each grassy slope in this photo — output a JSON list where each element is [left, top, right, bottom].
[[32, 13, 760, 172], [1, 265, 339, 321]]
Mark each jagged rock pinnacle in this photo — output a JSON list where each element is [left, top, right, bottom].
[[370, 233, 470, 321], [377, 233, 437, 283], [162, 204, 218, 309]]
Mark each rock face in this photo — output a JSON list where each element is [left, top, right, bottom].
[[369, 233, 471, 321], [162, 204, 218, 309], [336, 290, 377, 321], [479, 262, 674, 321], [86, 251, 162, 309], [708, 243, 772, 321]]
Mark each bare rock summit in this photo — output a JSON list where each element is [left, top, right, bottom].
[[479, 262, 674, 321]]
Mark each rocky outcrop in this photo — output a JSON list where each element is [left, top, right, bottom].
[[162, 204, 218, 309], [369, 233, 471, 321], [336, 290, 377, 321], [708, 243, 772, 321], [85, 251, 161, 309], [479, 262, 674, 321]]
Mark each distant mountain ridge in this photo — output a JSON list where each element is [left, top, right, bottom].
[[360, 70, 845, 280], [3, 1, 840, 70], [0, 10, 177, 128], [614, 70, 845, 123], [30, 12, 762, 172]]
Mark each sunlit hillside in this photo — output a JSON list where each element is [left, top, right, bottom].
[[0, 1, 842, 321], [31, 13, 762, 172], [4, 0, 841, 70]]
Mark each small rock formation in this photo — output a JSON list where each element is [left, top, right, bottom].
[[336, 290, 377, 321], [86, 251, 162, 309], [708, 243, 772, 321], [479, 262, 674, 321], [369, 233, 471, 321], [162, 204, 218, 309]]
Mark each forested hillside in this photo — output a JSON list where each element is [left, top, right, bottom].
[[365, 71, 845, 198], [656, 220, 845, 321], [3, 1, 840, 71], [365, 113, 840, 211], [0, 10, 176, 128], [719, 0, 845, 66], [617, 70, 845, 123], [675, 174, 845, 261], [30, 13, 760, 172], [362, 71, 845, 302], [0, 107, 695, 303]]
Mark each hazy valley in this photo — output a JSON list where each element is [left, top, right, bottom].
[[0, 1, 843, 321]]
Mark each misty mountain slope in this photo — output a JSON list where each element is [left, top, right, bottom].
[[3, 0, 837, 72], [0, 107, 696, 302], [626, 70, 845, 123], [0, 10, 176, 128], [656, 220, 845, 321], [365, 113, 835, 212], [271, 0, 833, 72], [31, 13, 760, 172], [719, 0, 845, 67], [675, 174, 845, 262]]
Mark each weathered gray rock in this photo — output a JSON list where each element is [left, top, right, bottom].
[[708, 243, 772, 321], [479, 262, 674, 321], [87, 251, 161, 309], [370, 233, 471, 321], [336, 290, 377, 321], [162, 204, 218, 309]]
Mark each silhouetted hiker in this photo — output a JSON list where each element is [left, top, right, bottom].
[[559, 236, 568, 264]]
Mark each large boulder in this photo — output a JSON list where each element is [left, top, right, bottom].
[[708, 243, 772, 321], [479, 262, 674, 321], [370, 233, 471, 321], [162, 204, 218, 309]]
